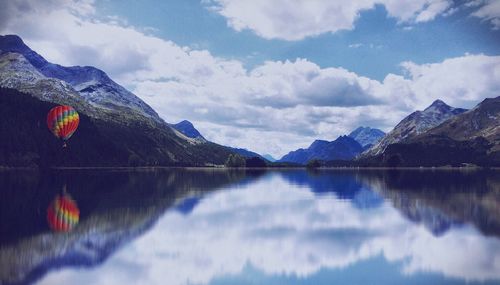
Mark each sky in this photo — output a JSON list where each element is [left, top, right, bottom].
[[0, 0, 500, 158]]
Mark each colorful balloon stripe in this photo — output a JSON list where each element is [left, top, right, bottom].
[[47, 105, 79, 141]]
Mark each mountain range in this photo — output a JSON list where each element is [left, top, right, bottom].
[[0, 34, 498, 168], [376, 97, 499, 166], [360, 99, 468, 158], [279, 97, 498, 167], [279, 136, 364, 164], [277, 127, 385, 164]]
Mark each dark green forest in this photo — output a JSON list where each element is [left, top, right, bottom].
[[0, 87, 233, 167]]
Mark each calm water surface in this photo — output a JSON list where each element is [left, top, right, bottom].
[[0, 169, 499, 285]]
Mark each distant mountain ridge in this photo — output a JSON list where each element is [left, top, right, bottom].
[[263, 154, 276, 162], [171, 120, 206, 141], [229, 147, 268, 161], [168, 119, 267, 160], [361, 99, 467, 158], [278, 96, 498, 167], [348, 127, 385, 147], [279, 136, 363, 164]]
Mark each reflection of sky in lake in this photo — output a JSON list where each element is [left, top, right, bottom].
[[37, 172, 500, 285]]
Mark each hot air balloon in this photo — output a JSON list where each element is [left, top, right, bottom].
[[47, 105, 79, 147], [47, 193, 80, 232]]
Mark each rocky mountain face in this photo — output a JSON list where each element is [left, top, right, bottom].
[[348, 126, 385, 147], [423, 97, 499, 146], [279, 136, 363, 164], [0, 35, 235, 167], [361, 100, 467, 158], [0, 35, 160, 121], [378, 96, 500, 167]]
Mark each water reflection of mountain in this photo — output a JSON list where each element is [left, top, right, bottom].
[[0, 169, 255, 285], [278, 170, 384, 209], [356, 169, 500, 237], [2, 169, 499, 285]]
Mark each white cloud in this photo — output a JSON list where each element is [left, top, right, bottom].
[[37, 174, 500, 285], [400, 54, 500, 109], [382, 0, 451, 23], [205, 0, 376, 41], [1, 0, 499, 158], [414, 0, 451, 22], [205, 0, 452, 41], [471, 0, 500, 29], [135, 52, 499, 158]]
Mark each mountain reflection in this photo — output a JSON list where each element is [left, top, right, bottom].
[[0, 169, 499, 285], [280, 169, 384, 208], [355, 169, 500, 237], [0, 169, 253, 285]]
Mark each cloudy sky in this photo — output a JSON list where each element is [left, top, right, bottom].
[[1, 0, 500, 158]]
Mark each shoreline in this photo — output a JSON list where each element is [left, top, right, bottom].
[[1, 166, 499, 171]]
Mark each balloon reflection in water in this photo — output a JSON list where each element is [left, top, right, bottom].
[[47, 193, 80, 232]]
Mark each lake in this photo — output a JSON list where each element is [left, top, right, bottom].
[[0, 168, 499, 285]]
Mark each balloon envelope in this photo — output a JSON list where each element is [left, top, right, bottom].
[[47, 194, 80, 232], [47, 105, 79, 141]]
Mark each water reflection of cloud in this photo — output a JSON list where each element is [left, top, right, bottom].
[[38, 173, 500, 285]]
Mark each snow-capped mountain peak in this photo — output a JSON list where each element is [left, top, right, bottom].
[[0, 34, 161, 121], [360, 99, 468, 157]]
